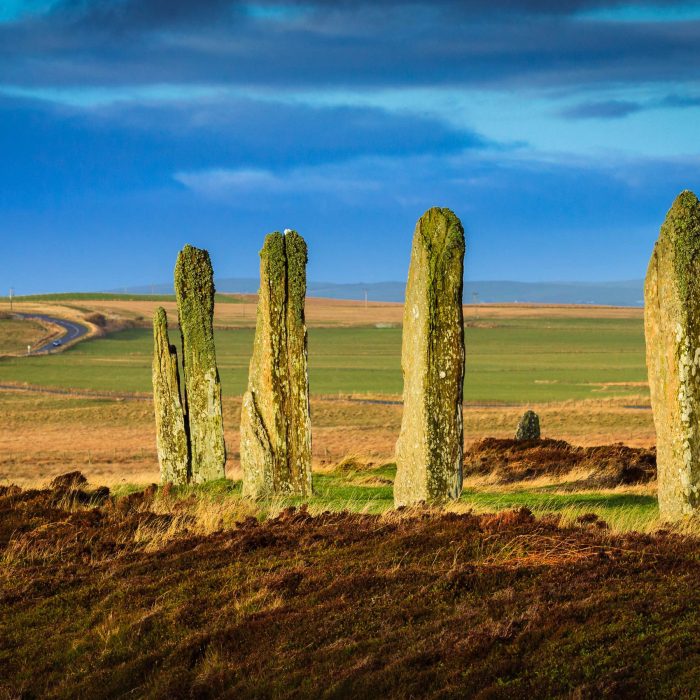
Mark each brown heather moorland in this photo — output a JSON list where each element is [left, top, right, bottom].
[[2, 478, 700, 699]]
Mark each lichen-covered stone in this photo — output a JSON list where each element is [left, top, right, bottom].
[[394, 208, 465, 506], [152, 307, 189, 485], [645, 190, 700, 520], [174, 245, 226, 483], [515, 410, 540, 441], [241, 231, 312, 499]]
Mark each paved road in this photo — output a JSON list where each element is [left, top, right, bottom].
[[15, 313, 90, 354]]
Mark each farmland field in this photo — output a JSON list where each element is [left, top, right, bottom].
[[0, 302, 655, 488], [0, 316, 647, 402]]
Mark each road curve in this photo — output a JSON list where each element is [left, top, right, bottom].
[[15, 313, 90, 354]]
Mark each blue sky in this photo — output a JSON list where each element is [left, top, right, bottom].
[[0, 1, 699, 293]]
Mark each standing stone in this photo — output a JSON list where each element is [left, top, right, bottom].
[[174, 245, 226, 483], [241, 231, 312, 499], [152, 307, 189, 484], [645, 190, 700, 520], [394, 208, 465, 506], [515, 410, 540, 441]]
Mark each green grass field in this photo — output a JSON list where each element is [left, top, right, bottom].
[[0, 316, 647, 402]]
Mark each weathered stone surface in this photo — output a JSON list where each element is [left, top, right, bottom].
[[645, 190, 700, 520], [241, 231, 312, 499], [174, 245, 226, 483], [394, 208, 465, 506], [152, 307, 189, 485], [515, 410, 540, 441]]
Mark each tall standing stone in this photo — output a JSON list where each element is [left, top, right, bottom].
[[240, 231, 312, 499], [394, 208, 465, 506], [645, 190, 700, 520], [152, 307, 189, 484], [174, 245, 226, 483]]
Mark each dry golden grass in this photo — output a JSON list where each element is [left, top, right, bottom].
[[0, 317, 56, 355], [49, 296, 405, 328], [10, 297, 644, 331], [0, 388, 655, 487], [462, 303, 643, 320]]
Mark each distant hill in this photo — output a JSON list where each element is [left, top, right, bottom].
[[110, 279, 645, 306], [461, 280, 644, 307]]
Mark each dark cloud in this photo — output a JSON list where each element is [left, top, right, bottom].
[[45, 0, 700, 30], [560, 92, 700, 120], [0, 0, 698, 91], [560, 99, 643, 119], [51, 0, 240, 30], [661, 93, 700, 108]]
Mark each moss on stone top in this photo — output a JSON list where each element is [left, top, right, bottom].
[[285, 231, 308, 324], [419, 207, 465, 263], [174, 245, 215, 322], [421, 207, 465, 346], [662, 190, 700, 312], [259, 231, 307, 324], [153, 306, 167, 332], [174, 244, 217, 369], [261, 233, 286, 288]]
